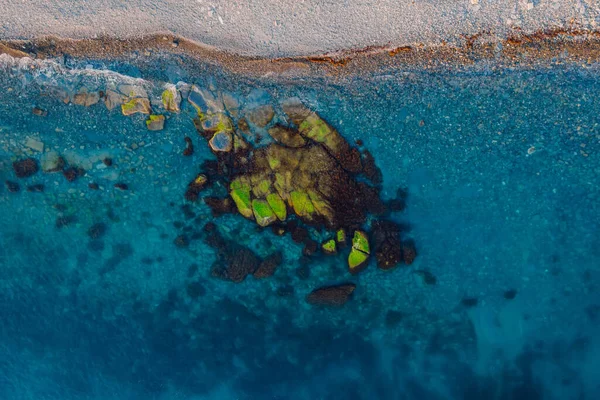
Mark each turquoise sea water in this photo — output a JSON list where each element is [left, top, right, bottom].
[[1, 55, 599, 399]]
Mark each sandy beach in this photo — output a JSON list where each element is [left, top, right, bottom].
[[0, 0, 598, 57]]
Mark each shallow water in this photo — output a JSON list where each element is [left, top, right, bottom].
[[1, 55, 599, 399]]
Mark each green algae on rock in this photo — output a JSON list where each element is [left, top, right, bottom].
[[348, 230, 370, 273], [146, 114, 165, 131], [161, 85, 181, 112], [322, 239, 337, 255], [121, 97, 151, 116], [252, 199, 277, 227]]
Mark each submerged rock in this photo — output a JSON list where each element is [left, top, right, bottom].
[[246, 104, 275, 127], [72, 89, 100, 107], [306, 283, 356, 306], [5, 180, 20, 193], [26, 184, 44, 193], [209, 131, 233, 152], [121, 97, 151, 116], [371, 220, 404, 270], [267, 125, 306, 147], [161, 85, 181, 112], [32, 106, 47, 116], [146, 114, 165, 131], [41, 151, 64, 173], [13, 158, 38, 178], [253, 251, 282, 278]]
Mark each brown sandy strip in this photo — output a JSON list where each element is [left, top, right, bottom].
[[2, 29, 600, 79]]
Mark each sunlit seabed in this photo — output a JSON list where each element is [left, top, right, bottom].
[[0, 56, 599, 399]]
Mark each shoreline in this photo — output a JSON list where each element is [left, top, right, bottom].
[[2, 29, 600, 80]]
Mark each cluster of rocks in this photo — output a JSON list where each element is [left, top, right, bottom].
[[153, 85, 419, 306]]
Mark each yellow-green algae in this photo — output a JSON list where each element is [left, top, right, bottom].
[[266, 193, 287, 221], [348, 230, 370, 272], [230, 179, 253, 219], [252, 199, 276, 227], [161, 87, 180, 112], [121, 97, 151, 116], [322, 239, 337, 254], [290, 190, 315, 218]]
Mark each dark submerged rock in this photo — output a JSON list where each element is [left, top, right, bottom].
[[56, 215, 78, 228], [87, 222, 107, 239], [306, 283, 356, 307], [62, 167, 84, 182], [88, 240, 105, 252], [88, 182, 100, 190], [402, 239, 417, 265], [253, 251, 282, 278], [371, 220, 404, 270], [102, 158, 113, 167], [204, 197, 235, 216], [174, 234, 189, 248], [504, 289, 518, 300], [183, 136, 194, 156], [26, 184, 45, 192], [461, 297, 478, 308], [5, 180, 20, 193], [114, 183, 129, 191], [385, 310, 404, 327], [186, 281, 206, 298], [415, 270, 437, 285], [13, 158, 39, 178]]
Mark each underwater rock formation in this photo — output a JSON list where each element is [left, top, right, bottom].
[[185, 89, 416, 278], [306, 284, 357, 306]]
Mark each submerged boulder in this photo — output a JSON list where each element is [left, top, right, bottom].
[[161, 85, 181, 112], [13, 158, 38, 178], [306, 283, 356, 306], [146, 115, 165, 131], [121, 97, 151, 116]]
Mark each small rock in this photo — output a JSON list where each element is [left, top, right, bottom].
[[183, 137, 194, 156], [25, 138, 44, 152], [246, 104, 275, 127], [5, 180, 20, 193], [88, 183, 100, 190], [41, 151, 65, 173], [62, 167, 83, 182], [121, 97, 151, 116], [461, 297, 478, 308], [56, 215, 78, 228], [267, 125, 306, 147], [146, 114, 165, 131], [87, 222, 107, 239], [114, 183, 128, 191], [32, 107, 48, 116], [253, 251, 282, 278], [186, 281, 205, 298], [208, 131, 233, 152], [504, 289, 517, 300], [13, 158, 39, 178], [102, 158, 113, 167], [161, 85, 181, 112], [103, 90, 123, 110], [72, 90, 100, 107], [385, 310, 404, 327], [402, 239, 417, 265], [26, 184, 44, 193], [174, 234, 189, 248], [306, 284, 356, 307]]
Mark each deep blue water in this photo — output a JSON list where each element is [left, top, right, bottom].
[[1, 55, 599, 399]]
